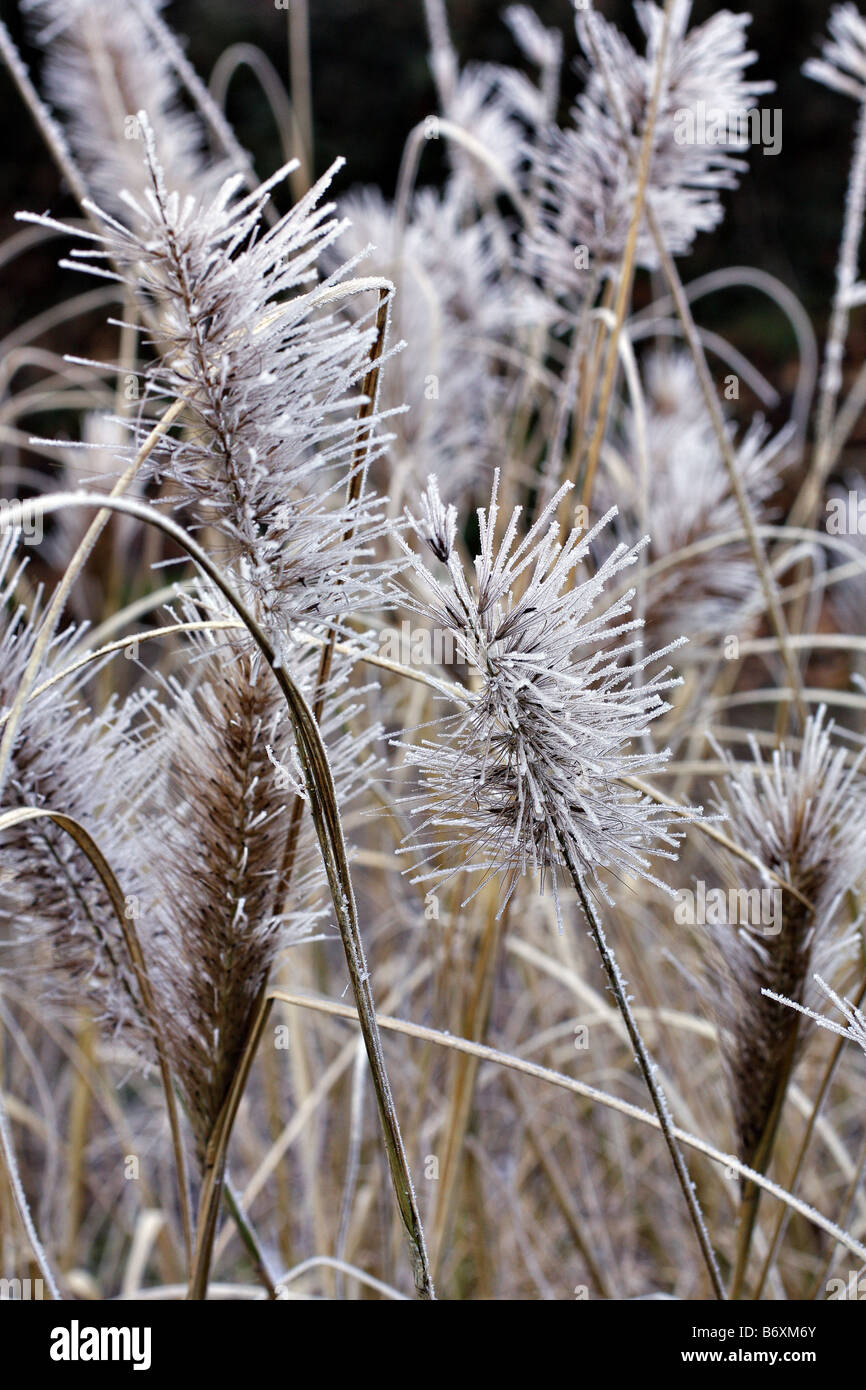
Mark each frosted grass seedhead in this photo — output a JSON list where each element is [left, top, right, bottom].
[[21, 118, 396, 636], [0, 530, 148, 1033], [603, 349, 788, 648], [708, 709, 866, 1166], [527, 1, 772, 295], [391, 473, 692, 918], [335, 185, 513, 506], [713, 709, 866, 923], [805, 3, 866, 102], [22, 0, 227, 214], [124, 604, 383, 1151]]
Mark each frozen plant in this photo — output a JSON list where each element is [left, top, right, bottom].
[[392, 473, 689, 915], [603, 349, 788, 650], [390, 470, 724, 1291], [526, 0, 773, 300], [764, 973, 866, 1059], [21, 120, 394, 639], [707, 709, 866, 1292], [20, 0, 232, 215]]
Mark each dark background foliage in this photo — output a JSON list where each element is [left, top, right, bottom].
[[0, 1, 856, 351]]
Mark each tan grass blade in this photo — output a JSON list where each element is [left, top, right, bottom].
[[0, 804, 193, 1267]]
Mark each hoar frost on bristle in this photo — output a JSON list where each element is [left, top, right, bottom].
[[19, 117, 398, 639], [705, 708, 866, 1167], [389, 471, 697, 918], [524, 1, 773, 297]]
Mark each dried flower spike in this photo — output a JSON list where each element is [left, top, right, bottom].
[[526, 0, 772, 296], [393, 472, 690, 917], [710, 709, 866, 1173]]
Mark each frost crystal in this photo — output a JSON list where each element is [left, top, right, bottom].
[[764, 974, 866, 1058], [526, 1, 773, 291], [391, 474, 692, 914], [805, 4, 866, 102], [23, 120, 395, 635]]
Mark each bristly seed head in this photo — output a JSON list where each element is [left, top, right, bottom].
[[707, 708, 866, 1168], [390, 472, 695, 922]]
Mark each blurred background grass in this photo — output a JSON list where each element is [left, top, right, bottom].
[[0, 1, 856, 357]]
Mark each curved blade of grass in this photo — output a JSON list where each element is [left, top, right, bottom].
[[0, 805, 193, 1268], [270, 989, 866, 1268], [0, 492, 434, 1299]]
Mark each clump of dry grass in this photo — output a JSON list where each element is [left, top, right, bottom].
[[1, 0, 866, 1306]]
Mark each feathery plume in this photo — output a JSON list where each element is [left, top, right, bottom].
[[708, 709, 866, 1171], [21, 0, 228, 214], [525, 1, 772, 296], [22, 120, 394, 635], [119, 609, 383, 1155], [335, 186, 511, 505], [424, 1, 560, 211], [391, 473, 689, 917], [0, 530, 146, 1034], [804, 3, 866, 102], [391, 469, 724, 1293], [605, 350, 787, 648]]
